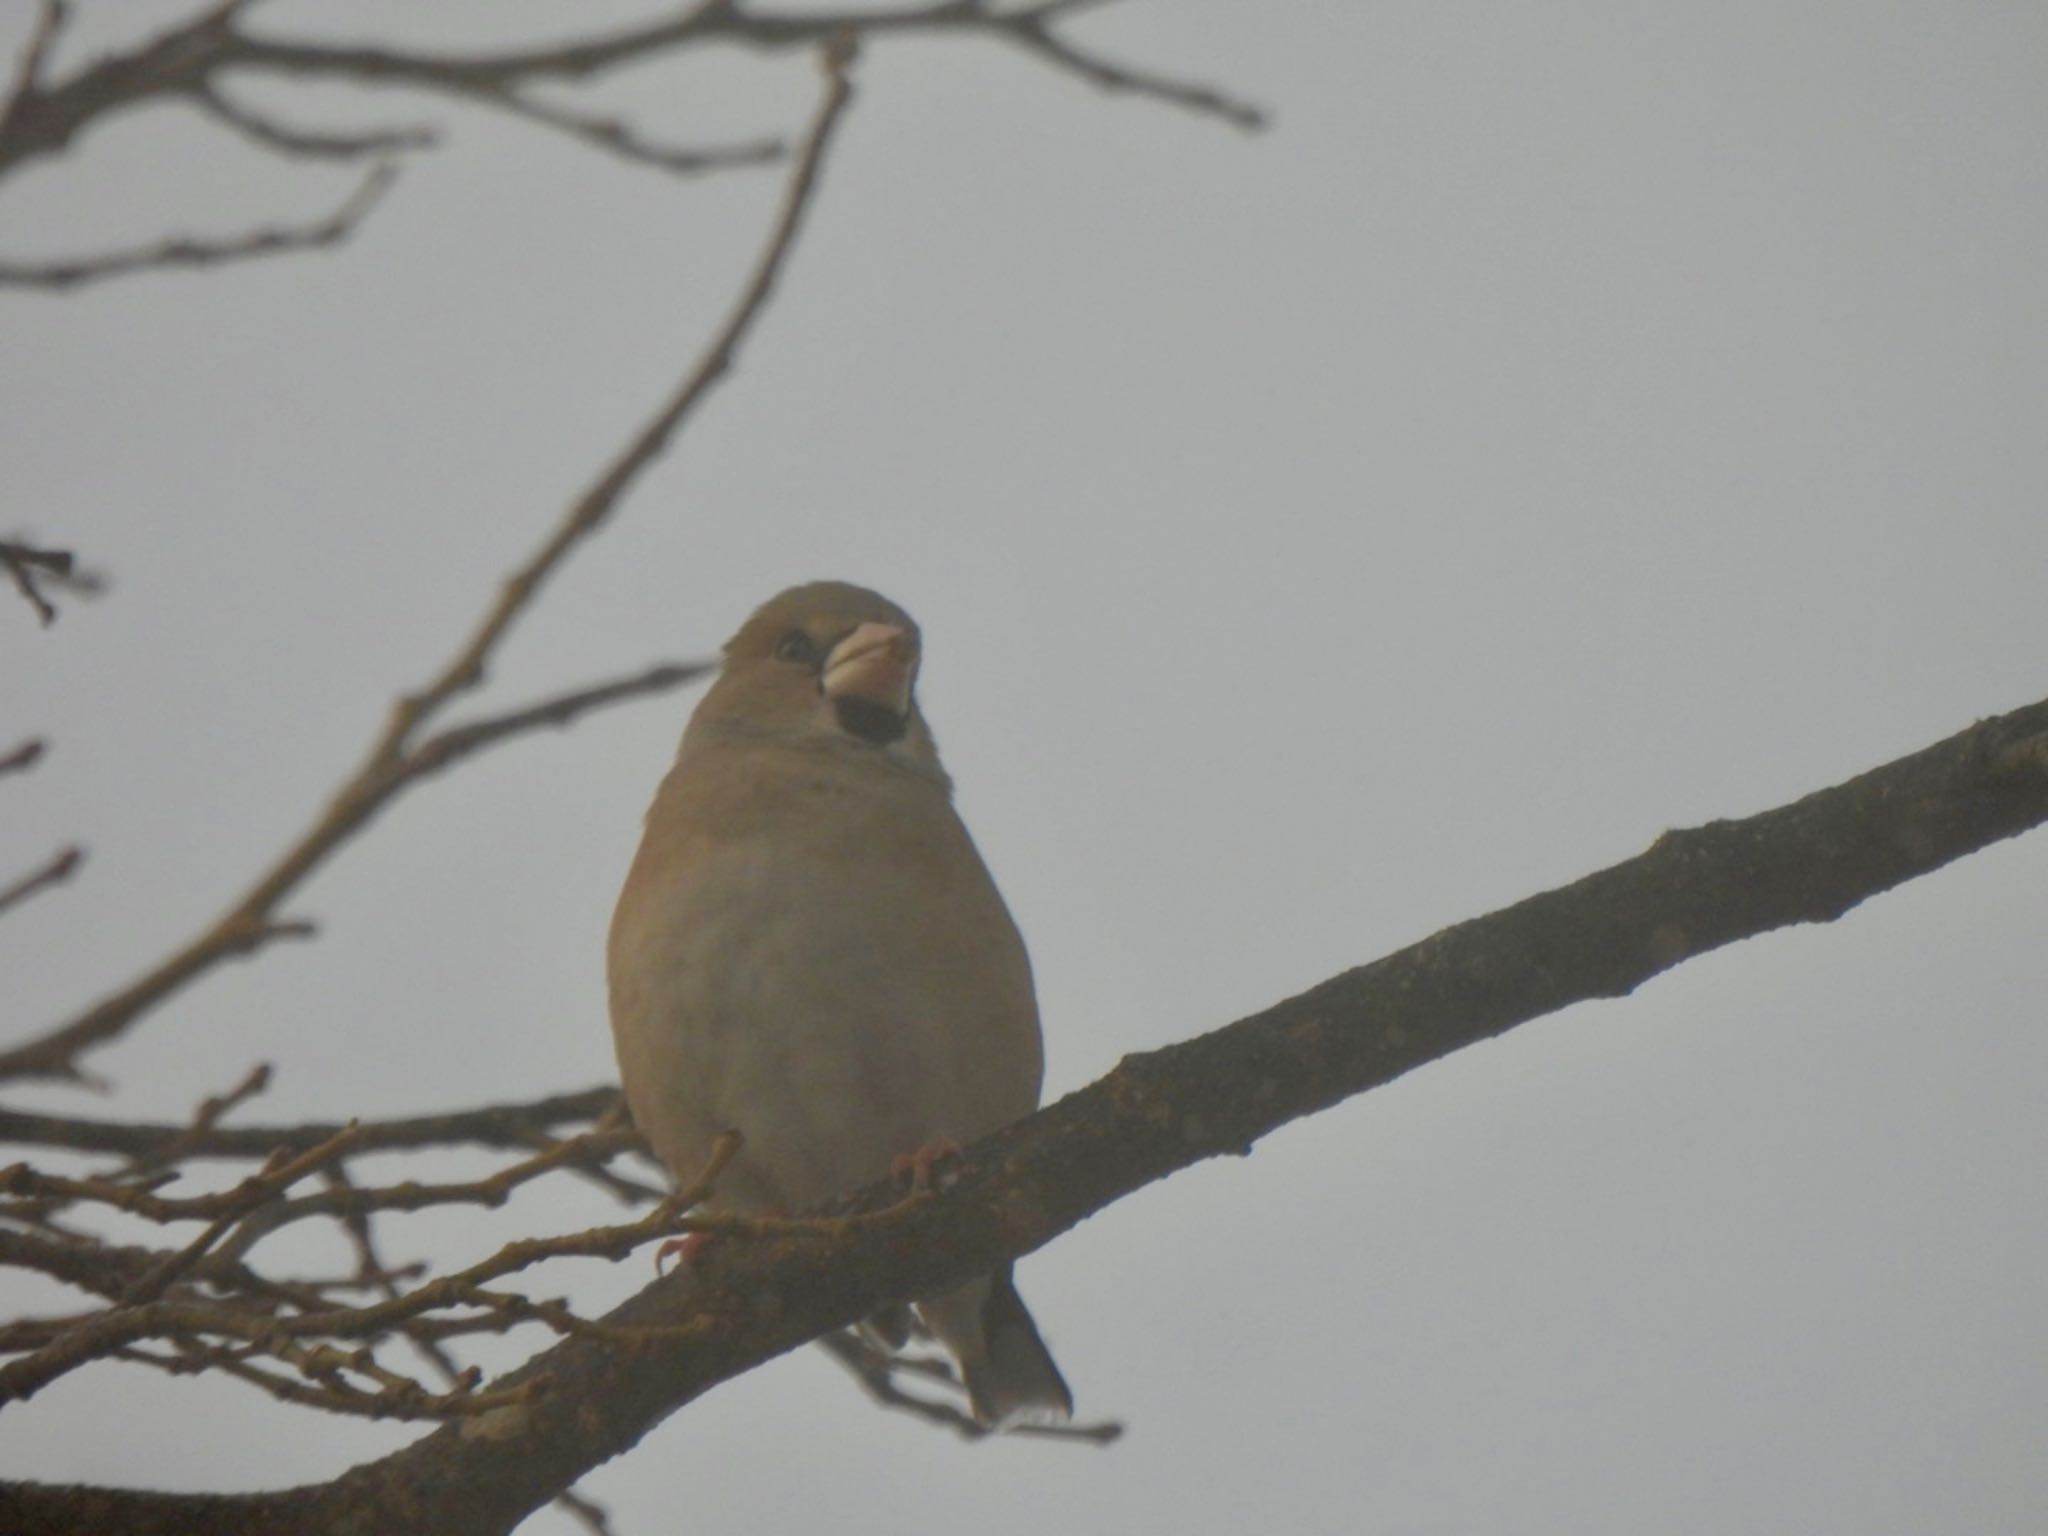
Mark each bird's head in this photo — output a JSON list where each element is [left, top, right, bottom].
[[686, 580, 944, 774]]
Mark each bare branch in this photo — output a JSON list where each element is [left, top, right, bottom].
[[370, 43, 858, 761], [0, 1126, 364, 1404], [122, 1334, 549, 1424], [1003, 2, 1265, 129], [553, 1485, 617, 1536], [0, 845, 81, 919], [0, 739, 46, 778], [117, 1063, 274, 1176], [403, 660, 714, 784], [0, 0, 65, 137], [0, 160, 397, 292], [300, 1168, 607, 1503], [0, 0, 1256, 205], [0, 41, 858, 1086], [190, 80, 437, 161], [0, 3, 229, 174], [215, 2, 1236, 106], [0, 1085, 624, 1161], [0, 1229, 360, 1358], [452, 84, 782, 176], [0, 540, 98, 624], [236, 1135, 746, 1343], [317, 1160, 511, 1449], [0, 1127, 741, 1424], [0, 1227, 163, 1301], [204, 1129, 652, 1267], [1, 1127, 625, 1236]]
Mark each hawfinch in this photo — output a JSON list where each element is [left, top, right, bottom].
[[608, 580, 1071, 1425]]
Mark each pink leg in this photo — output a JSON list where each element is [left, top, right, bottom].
[[890, 1137, 965, 1192], [655, 1231, 716, 1274], [656, 1198, 785, 1273]]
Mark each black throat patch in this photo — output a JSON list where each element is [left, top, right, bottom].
[[833, 695, 908, 745]]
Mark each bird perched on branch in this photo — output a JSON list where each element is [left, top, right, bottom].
[[608, 580, 1072, 1426]]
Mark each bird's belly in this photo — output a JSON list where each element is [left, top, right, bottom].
[[610, 842, 1038, 1213]]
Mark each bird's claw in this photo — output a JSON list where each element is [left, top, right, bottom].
[[655, 1231, 716, 1274], [891, 1137, 965, 1193]]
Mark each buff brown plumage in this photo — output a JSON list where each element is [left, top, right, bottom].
[[608, 581, 1070, 1425]]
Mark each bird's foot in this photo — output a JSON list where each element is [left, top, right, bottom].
[[655, 1231, 717, 1274], [891, 1137, 965, 1193]]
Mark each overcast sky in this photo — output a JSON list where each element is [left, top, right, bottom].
[[4, 1, 2046, 1532]]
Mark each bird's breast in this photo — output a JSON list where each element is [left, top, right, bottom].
[[608, 777, 1043, 1212]]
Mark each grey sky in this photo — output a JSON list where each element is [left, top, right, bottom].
[[4, 1, 2046, 1531]]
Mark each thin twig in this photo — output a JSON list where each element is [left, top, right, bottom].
[[0, 1084, 625, 1161], [1002, 2, 1265, 129], [553, 1485, 617, 1536], [119, 1127, 368, 1305], [0, 1130, 736, 1409], [191, 80, 438, 161], [2, 1127, 620, 1231], [365, 40, 859, 767], [0, 845, 81, 918], [259, 1135, 746, 1341], [0, 161, 397, 291], [320, 1160, 495, 1423], [0, 1127, 364, 1403], [0, 539, 90, 624], [521, 1130, 667, 1207], [458, 84, 782, 175], [119, 1062, 274, 1175], [815, 1329, 990, 1439], [213, 1130, 652, 1266], [0, 0, 1256, 198], [0, 0, 65, 136], [222, 1, 1262, 131], [403, 661, 714, 783], [0, 1227, 163, 1301], [134, 1334, 549, 1423], [816, 1329, 1124, 1444]]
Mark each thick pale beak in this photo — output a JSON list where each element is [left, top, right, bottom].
[[822, 622, 917, 716]]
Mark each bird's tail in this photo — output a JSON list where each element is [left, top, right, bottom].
[[921, 1266, 1072, 1428]]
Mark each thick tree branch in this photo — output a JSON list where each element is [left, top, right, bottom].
[[4, 692, 2043, 1534]]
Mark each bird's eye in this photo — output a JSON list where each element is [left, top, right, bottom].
[[774, 630, 818, 665]]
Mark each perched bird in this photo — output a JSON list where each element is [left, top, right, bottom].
[[608, 580, 1072, 1426]]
